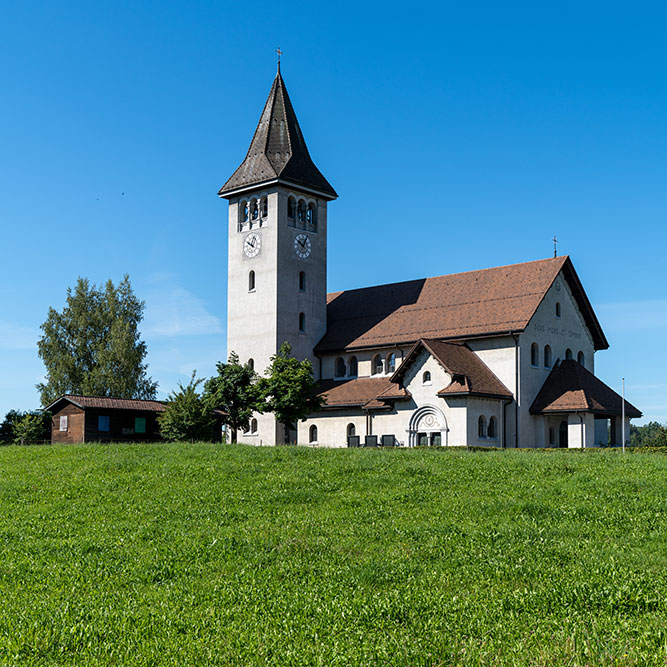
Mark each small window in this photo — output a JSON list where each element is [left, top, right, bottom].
[[250, 199, 259, 220], [250, 418, 258, 434], [549, 426, 555, 445], [309, 424, 318, 443], [531, 342, 539, 367], [347, 423, 356, 437], [260, 197, 268, 217], [565, 348, 573, 360], [299, 271, 306, 292], [348, 356, 358, 377], [307, 202, 317, 227], [98, 415, 110, 432], [335, 357, 346, 378], [423, 371, 432, 384], [386, 352, 396, 374], [247, 358, 254, 371], [544, 345, 552, 368], [299, 312, 306, 333], [59, 415, 68, 432], [248, 270, 255, 291], [556, 302, 561, 318], [135, 417, 146, 434], [488, 416, 497, 439], [287, 197, 296, 219], [297, 200, 305, 222], [478, 415, 487, 438], [372, 354, 383, 375], [242, 202, 249, 223], [577, 351, 585, 366]]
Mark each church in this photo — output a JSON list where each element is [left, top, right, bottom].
[[218, 66, 640, 448]]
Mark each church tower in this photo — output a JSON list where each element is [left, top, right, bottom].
[[218, 66, 337, 445]]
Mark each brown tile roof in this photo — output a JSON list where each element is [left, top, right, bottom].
[[315, 377, 410, 410], [46, 395, 166, 413], [218, 68, 337, 199], [530, 360, 641, 418], [317, 256, 608, 352], [393, 339, 513, 399]]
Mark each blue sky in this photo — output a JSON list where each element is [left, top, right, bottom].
[[1, 1, 666, 424]]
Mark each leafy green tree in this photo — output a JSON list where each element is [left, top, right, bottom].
[[37, 275, 157, 405], [159, 373, 216, 442], [204, 352, 261, 443], [630, 421, 667, 447], [258, 342, 324, 443], [0, 409, 51, 445], [13, 413, 47, 445]]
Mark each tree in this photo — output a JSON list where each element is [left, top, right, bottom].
[[630, 421, 667, 447], [204, 352, 260, 443], [37, 275, 157, 405], [258, 342, 324, 443], [158, 373, 216, 442], [13, 413, 47, 445], [0, 409, 51, 445]]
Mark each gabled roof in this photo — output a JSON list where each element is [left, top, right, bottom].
[[530, 360, 641, 418], [316, 256, 608, 352], [218, 67, 337, 199], [393, 339, 513, 400], [314, 377, 410, 410], [45, 395, 166, 413]]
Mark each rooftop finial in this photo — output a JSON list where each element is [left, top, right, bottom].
[[275, 47, 283, 73], [553, 235, 558, 258]]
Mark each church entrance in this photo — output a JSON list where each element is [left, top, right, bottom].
[[409, 406, 447, 447], [559, 420, 568, 448]]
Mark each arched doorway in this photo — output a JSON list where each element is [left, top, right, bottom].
[[408, 405, 448, 447], [559, 420, 568, 448]]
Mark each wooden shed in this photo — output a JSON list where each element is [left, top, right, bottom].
[[45, 395, 166, 444]]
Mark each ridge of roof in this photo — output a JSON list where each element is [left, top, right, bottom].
[[44, 394, 166, 412], [218, 71, 337, 199]]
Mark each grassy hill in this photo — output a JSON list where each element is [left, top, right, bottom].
[[1, 443, 666, 665]]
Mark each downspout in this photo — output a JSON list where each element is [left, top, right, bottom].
[[579, 412, 585, 449], [511, 332, 520, 448]]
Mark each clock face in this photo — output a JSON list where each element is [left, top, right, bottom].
[[294, 233, 312, 259], [244, 232, 261, 258]]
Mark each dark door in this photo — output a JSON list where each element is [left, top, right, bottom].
[[559, 421, 568, 448]]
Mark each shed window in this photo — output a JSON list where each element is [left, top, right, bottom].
[[531, 342, 539, 367], [59, 415, 68, 431], [577, 351, 585, 366], [478, 416, 487, 438], [309, 425, 318, 443], [98, 415, 110, 432], [348, 356, 358, 377], [488, 416, 497, 439], [544, 345, 552, 368], [134, 417, 146, 434]]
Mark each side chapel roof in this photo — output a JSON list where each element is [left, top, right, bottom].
[[218, 66, 337, 199], [530, 360, 641, 418], [317, 256, 608, 352]]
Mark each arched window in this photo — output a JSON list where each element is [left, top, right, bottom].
[[335, 357, 346, 378], [544, 345, 552, 368], [250, 418, 258, 434], [565, 348, 573, 360], [549, 426, 555, 445], [372, 354, 383, 375], [287, 197, 296, 219], [307, 202, 317, 227], [247, 358, 254, 371], [299, 312, 305, 333], [348, 356, 358, 377], [478, 415, 487, 438], [577, 351, 585, 366], [309, 424, 318, 443], [556, 302, 561, 318], [386, 352, 396, 374], [347, 423, 355, 437], [248, 270, 255, 291], [242, 201, 249, 223], [297, 200, 305, 222], [250, 199, 259, 220], [423, 370, 431, 384], [488, 416, 497, 439], [299, 271, 306, 292], [531, 342, 539, 367], [260, 196, 268, 218]]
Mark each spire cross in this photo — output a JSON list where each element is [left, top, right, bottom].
[[553, 235, 558, 258], [275, 47, 283, 66]]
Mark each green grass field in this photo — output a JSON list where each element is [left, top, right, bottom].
[[1, 443, 667, 665]]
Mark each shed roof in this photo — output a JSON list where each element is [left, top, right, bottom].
[[316, 256, 608, 352], [530, 360, 641, 418], [45, 395, 166, 413]]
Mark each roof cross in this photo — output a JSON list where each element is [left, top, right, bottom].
[[275, 47, 283, 67], [553, 235, 558, 258]]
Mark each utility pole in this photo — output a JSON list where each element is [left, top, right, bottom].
[[621, 377, 626, 453]]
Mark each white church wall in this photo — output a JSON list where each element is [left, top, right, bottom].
[[520, 271, 596, 447], [298, 409, 365, 448], [464, 398, 505, 447], [320, 347, 409, 381]]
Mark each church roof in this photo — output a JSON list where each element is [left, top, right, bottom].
[[530, 360, 641, 417], [315, 377, 410, 410], [392, 339, 513, 399], [316, 256, 608, 352], [218, 67, 337, 199]]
